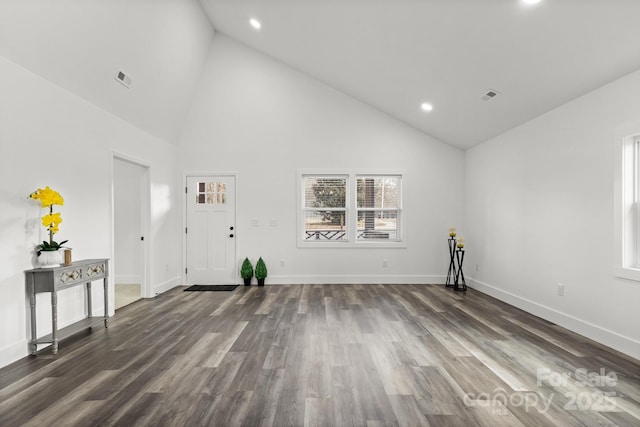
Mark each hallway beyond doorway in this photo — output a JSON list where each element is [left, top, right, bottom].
[[115, 283, 141, 310]]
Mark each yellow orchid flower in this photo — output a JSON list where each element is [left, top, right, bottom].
[[30, 186, 64, 208], [42, 212, 62, 228]]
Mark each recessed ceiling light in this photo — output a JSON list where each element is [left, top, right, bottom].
[[421, 102, 433, 112], [249, 18, 262, 30], [522, 0, 542, 5]]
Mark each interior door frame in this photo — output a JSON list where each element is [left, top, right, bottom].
[[183, 172, 238, 284], [111, 153, 151, 310]]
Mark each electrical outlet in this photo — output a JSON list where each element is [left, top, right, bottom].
[[557, 283, 565, 296], [475, 264, 479, 272], [280, 259, 285, 267], [382, 259, 388, 268]]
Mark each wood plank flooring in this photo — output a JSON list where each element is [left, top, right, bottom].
[[0, 284, 638, 426]]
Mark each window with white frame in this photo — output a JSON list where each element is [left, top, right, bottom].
[[300, 172, 403, 246], [356, 176, 401, 241], [634, 136, 640, 267], [302, 175, 348, 241], [614, 126, 640, 282]]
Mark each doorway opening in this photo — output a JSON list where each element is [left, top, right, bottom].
[[113, 156, 149, 310]]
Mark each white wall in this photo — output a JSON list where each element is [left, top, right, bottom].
[[114, 158, 144, 284], [0, 56, 182, 367], [465, 69, 640, 359], [179, 35, 466, 284]]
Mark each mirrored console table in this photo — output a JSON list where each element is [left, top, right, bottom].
[[25, 258, 109, 355]]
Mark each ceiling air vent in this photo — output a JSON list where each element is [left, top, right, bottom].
[[115, 69, 132, 88], [481, 89, 500, 101]]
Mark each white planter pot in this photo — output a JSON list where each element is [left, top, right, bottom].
[[38, 250, 64, 268]]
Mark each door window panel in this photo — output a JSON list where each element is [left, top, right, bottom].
[[196, 182, 227, 204]]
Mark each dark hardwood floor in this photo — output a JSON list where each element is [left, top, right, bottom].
[[0, 284, 638, 426]]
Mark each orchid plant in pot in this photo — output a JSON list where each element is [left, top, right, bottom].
[[29, 186, 68, 267]]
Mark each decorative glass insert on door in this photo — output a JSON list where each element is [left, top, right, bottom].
[[196, 182, 227, 204]]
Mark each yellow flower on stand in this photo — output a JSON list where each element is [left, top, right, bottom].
[[456, 237, 465, 249], [448, 226, 457, 237]]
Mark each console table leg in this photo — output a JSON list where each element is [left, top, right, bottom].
[[51, 291, 58, 354], [29, 276, 37, 355], [103, 277, 109, 328], [87, 282, 92, 318]]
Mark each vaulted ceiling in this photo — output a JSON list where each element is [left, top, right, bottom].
[[2, 1, 639, 150], [200, 0, 640, 149]]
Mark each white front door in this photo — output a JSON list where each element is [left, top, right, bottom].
[[186, 175, 236, 284]]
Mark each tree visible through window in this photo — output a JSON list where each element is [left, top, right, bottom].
[[303, 176, 347, 240]]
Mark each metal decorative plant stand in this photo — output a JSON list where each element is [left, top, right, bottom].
[[454, 248, 467, 291], [445, 238, 466, 291], [445, 237, 457, 288]]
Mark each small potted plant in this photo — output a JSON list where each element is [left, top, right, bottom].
[[240, 257, 253, 286], [255, 257, 267, 286]]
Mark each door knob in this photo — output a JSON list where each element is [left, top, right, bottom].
[[229, 234, 234, 238], [230, 226, 234, 230]]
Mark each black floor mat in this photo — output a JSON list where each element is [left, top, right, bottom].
[[184, 285, 238, 292]]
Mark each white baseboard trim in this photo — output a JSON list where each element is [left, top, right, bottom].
[[0, 340, 29, 369], [115, 274, 142, 285], [0, 313, 90, 368], [152, 276, 183, 296], [266, 274, 446, 285], [468, 277, 640, 361]]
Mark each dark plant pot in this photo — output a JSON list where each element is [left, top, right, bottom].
[[243, 278, 252, 286], [257, 278, 265, 286]]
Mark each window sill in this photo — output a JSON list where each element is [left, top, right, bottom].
[[614, 267, 640, 282], [298, 240, 407, 249]]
